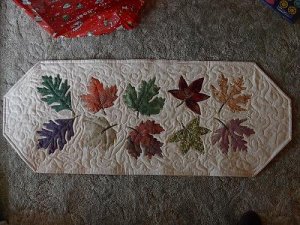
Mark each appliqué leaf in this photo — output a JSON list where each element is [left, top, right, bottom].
[[123, 78, 165, 116], [126, 138, 142, 159], [37, 75, 72, 112], [80, 116, 117, 150], [126, 120, 164, 159], [212, 118, 255, 154], [168, 76, 210, 115], [37, 118, 75, 154], [211, 74, 251, 113], [169, 118, 210, 154], [81, 77, 118, 114]]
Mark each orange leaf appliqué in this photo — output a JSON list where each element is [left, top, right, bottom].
[[211, 74, 251, 113], [81, 77, 118, 114]]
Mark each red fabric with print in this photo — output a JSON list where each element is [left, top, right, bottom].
[[13, 0, 144, 38]]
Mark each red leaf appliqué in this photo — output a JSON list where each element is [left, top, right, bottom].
[[81, 77, 118, 114], [168, 76, 210, 114], [127, 120, 164, 159], [212, 118, 255, 154]]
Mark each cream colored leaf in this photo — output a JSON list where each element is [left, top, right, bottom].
[[81, 117, 116, 150]]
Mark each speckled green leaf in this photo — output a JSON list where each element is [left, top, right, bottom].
[[37, 74, 72, 112], [169, 118, 210, 154], [123, 78, 165, 116]]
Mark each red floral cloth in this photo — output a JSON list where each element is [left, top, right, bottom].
[[13, 0, 144, 38]]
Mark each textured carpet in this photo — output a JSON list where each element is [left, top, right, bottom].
[[0, 0, 300, 224]]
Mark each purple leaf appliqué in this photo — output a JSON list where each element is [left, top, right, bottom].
[[37, 118, 75, 154], [212, 118, 255, 154]]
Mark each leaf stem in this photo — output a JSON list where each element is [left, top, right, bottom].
[[102, 108, 107, 115], [214, 117, 228, 129], [101, 124, 117, 134], [180, 122, 186, 129], [71, 109, 76, 117], [73, 115, 80, 119], [217, 103, 226, 115], [128, 127, 138, 133], [176, 101, 185, 108], [217, 94, 232, 114]]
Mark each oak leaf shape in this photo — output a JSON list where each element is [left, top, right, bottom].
[[168, 76, 210, 114], [37, 75, 72, 112], [212, 118, 255, 154], [37, 118, 75, 154], [126, 120, 164, 159], [81, 77, 118, 114], [211, 74, 251, 113], [123, 78, 165, 117], [169, 118, 210, 154]]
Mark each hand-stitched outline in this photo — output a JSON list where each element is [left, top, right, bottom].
[[168, 76, 210, 115], [126, 120, 165, 159], [168, 117, 210, 154], [36, 75, 118, 154], [123, 77, 165, 118], [211, 74, 255, 153]]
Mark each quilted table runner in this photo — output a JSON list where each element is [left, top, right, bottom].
[[3, 60, 292, 177]]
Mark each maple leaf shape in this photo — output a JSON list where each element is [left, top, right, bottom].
[[126, 138, 142, 159], [169, 118, 210, 154], [211, 74, 251, 113], [123, 78, 165, 117], [37, 118, 75, 154], [212, 118, 255, 154], [168, 76, 210, 114], [81, 77, 118, 114], [126, 120, 164, 159]]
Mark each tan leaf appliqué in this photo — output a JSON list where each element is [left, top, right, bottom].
[[211, 74, 251, 113]]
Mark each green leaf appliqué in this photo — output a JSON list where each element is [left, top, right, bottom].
[[169, 118, 210, 154], [37, 75, 72, 112], [123, 78, 165, 116]]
